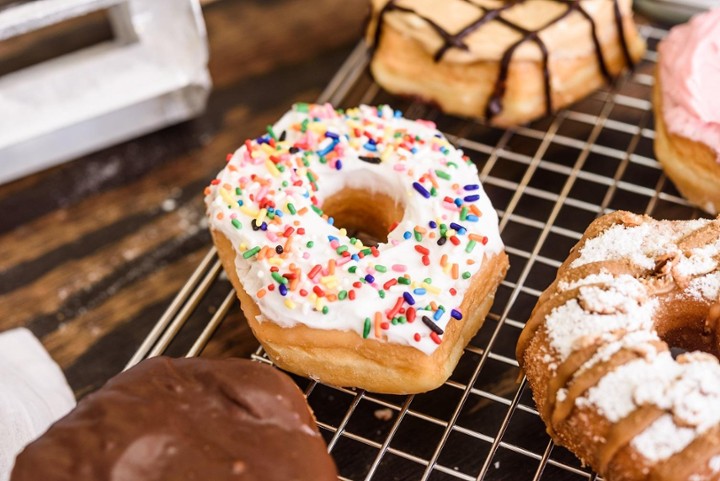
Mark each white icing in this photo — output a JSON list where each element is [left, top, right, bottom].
[[575, 330, 659, 377], [631, 415, 696, 462], [688, 271, 720, 301], [570, 220, 708, 270], [710, 455, 720, 473], [205, 104, 503, 354]]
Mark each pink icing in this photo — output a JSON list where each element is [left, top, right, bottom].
[[659, 8, 720, 162]]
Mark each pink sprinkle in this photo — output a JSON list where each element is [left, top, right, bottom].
[[393, 164, 405, 172], [392, 264, 407, 272], [266, 232, 278, 242], [366, 267, 376, 275], [330, 240, 340, 249], [391, 240, 400, 246], [256, 186, 268, 200], [243, 151, 252, 163], [230, 213, 238, 219], [336, 256, 352, 266], [303, 252, 310, 259], [416, 119, 436, 129]]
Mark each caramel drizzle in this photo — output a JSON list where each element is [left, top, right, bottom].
[[369, 0, 633, 121]]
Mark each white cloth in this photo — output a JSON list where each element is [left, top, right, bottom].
[[0, 328, 75, 481]]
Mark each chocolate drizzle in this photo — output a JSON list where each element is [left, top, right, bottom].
[[369, 0, 635, 121]]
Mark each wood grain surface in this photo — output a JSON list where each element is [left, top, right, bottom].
[[0, 0, 367, 397]]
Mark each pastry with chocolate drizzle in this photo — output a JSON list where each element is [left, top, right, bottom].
[[367, 0, 646, 126]]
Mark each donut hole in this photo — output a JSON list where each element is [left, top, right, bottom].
[[322, 188, 404, 245], [653, 301, 720, 359]]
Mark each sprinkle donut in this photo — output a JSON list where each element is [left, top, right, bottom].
[[518, 211, 720, 481], [205, 104, 508, 394]]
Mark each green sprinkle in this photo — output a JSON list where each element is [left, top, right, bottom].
[[378, 290, 386, 298], [440, 224, 448, 236], [430, 187, 437, 197], [242, 246, 261, 259], [361, 248, 372, 256], [231, 219, 242, 229], [235, 187, 242, 196], [398, 316, 407, 324], [348, 266, 357, 274], [398, 277, 411, 285], [424, 278, 432, 284], [465, 240, 477, 253], [306, 241, 314, 248], [266, 125, 277, 141], [363, 318, 371, 338], [460, 207, 468, 221], [282, 180, 289, 187], [462, 271, 472, 279], [301, 119, 309, 133], [322, 306, 329, 314], [311, 205, 323, 215], [447, 161, 458, 168], [336, 246, 348, 254], [295, 102, 309, 113], [391, 317, 398, 325], [375, 265, 387, 273], [276, 164, 285, 173], [272, 272, 288, 285], [414, 230, 422, 242], [338, 290, 348, 300], [287, 203, 297, 215], [435, 169, 451, 180]]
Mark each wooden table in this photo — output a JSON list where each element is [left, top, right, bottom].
[[0, 0, 368, 397]]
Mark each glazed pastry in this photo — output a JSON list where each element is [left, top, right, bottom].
[[517, 211, 720, 481], [205, 103, 508, 394], [654, 8, 720, 215], [366, 0, 646, 127], [11, 357, 338, 481]]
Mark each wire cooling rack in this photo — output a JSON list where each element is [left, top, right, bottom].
[[125, 23, 710, 481]]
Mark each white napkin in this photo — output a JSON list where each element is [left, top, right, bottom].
[[0, 328, 75, 481]]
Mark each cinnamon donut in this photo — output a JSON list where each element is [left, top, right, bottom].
[[366, 0, 646, 127], [205, 103, 508, 394], [654, 8, 720, 215], [11, 357, 338, 481], [517, 211, 720, 481]]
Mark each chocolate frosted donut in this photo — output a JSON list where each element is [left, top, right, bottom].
[[11, 357, 337, 481]]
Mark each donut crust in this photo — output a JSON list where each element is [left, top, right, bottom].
[[653, 78, 720, 215], [213, 221, 508, 394]]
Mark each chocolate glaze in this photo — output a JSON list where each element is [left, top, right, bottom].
[[11, 357, 338, 481], [369, 0, 634, 121]]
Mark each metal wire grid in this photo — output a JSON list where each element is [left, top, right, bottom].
[[125, 23, 708, 481]]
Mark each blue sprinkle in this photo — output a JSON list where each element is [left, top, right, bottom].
[[364, 142, 377, 152], [411, 147, 418, 154], [237, 200, 244, 207], [267, 207, 275, 213], [450, 222, 465, 233], [464, 184, 480, 191], [328, 235, 338, 242], [451, 309, 463, 320], [317, 139, 338, 156], [464, 194, 481, 202], [412, 182, 431, 199], [428, 220, 437, 228], [260, 222, 268, 231], [433, 308, 444, 321], [325, 131, 339, 140], [403, 231, 412, 240], [403, 292, 416, 305], [351, 254, 360, 261], [394, 110, 403, 118], [275, 210, 283, 217], [336, 160, 342, 170], [454, 198, 463, 207], [413, 288, 427, 296], [256, 136, 271, 145], [327, 217, 335, 225], [365, 274, 375, 284], [466, 214, 479, 222], [279, 284, 288, 296]]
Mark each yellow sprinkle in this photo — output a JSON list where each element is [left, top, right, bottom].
[[315, 297, 325, 312], [265, 159, 281, 178], [443, 264, 452, 275], [422, 282, 441, 295], [284, 299, 296, 309], [260, 144, 275, 156], [338, 228, 347, 237], [268, 257, 283, 266], [320, 275, 337, 285], [309, 123, 325, 134], [256, 208, 267, 224], [219, 188, 236, 207], [240, 206, 259, 217], [381, 145, 394, 163], [239, 243, 247, 251], [309, 293, 318, 303]]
